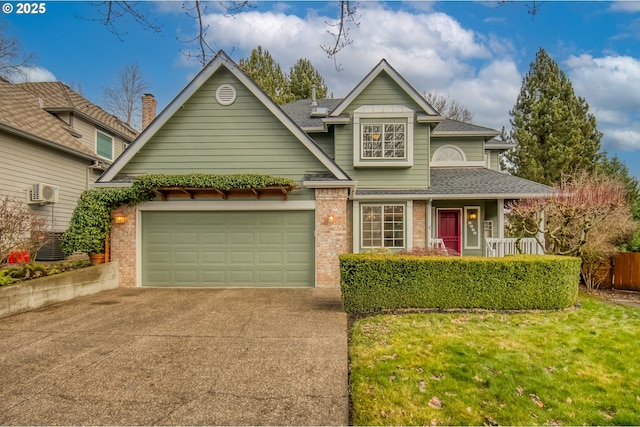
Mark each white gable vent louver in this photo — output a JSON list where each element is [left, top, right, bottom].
[[216, 84, 237, 106]]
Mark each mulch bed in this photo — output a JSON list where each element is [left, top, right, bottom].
[[582, 286, 640, 308]]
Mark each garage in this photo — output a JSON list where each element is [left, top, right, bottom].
[[141, 210, 315, 287]]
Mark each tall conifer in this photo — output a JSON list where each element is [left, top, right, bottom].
[[505, 48, 603, 185]]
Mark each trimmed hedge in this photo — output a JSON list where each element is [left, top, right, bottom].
[[340, 254, 581, 313]]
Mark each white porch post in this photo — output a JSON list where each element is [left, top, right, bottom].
[[352, 201, 360, 253], [498, 198, 505, 239], [426, 199, 432, 244], [537, 209, 546, 254]]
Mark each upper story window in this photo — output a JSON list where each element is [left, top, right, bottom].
[[362, 123, 406, 159], [96, 131, 113, 161], [353, 105, 414, 167]]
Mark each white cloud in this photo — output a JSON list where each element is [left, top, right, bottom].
[[446, 59, 522, 130], [566, 54, 640, 110], [566, 54, 640, 151], [7, 66, 57, 83], [609, 1, 640, 13], [193, 4, 497, 97], [604, 128, 640, 151]]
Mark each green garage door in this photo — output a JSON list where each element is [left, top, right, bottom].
[[142, 211, 315, 287]]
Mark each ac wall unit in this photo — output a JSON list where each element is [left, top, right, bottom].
[[30, 183, 59, 204]]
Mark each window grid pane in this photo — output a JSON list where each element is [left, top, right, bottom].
[[362, 123, 405, 159], [362, 206, 382, 247], [361, 205, 404, 249]]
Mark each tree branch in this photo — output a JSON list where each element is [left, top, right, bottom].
[[320, 1, 360, 71]]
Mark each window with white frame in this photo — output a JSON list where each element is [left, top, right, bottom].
[[353, 105, 414, 167], [96, 131, 113, 160], [361, 204, 405, 248], [362, 123, 406, 159]]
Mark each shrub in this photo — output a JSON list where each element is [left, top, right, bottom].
[[340, 254, 581, 313], [398, 246, 458, 257], [0, 195, 50, 265]]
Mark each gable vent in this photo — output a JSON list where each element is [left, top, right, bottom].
[[216, 84, 237, 106]]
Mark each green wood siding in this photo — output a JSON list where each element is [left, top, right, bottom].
[[487, 150, 501, 171], [121, 68, 330, 200], [309, 131, 335, 159], [431, 137, 484, 162], [142, 210, 315, 287], [332, 72, 430, 189], [350, 72, 425, 110]]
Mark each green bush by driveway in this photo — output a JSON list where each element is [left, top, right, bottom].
[[340, 254, 580, 313]]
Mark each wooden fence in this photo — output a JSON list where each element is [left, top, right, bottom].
[[613, 253, 640, 291]]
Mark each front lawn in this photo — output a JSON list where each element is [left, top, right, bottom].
[[349, 294, 640, 426]]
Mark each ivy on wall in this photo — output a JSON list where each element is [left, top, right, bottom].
[[61, 174, 298, 255]]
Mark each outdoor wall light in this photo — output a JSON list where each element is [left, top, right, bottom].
[[328, 212, 336, 223], [113, 212, 126, 224], [468, 212, 477, 221]]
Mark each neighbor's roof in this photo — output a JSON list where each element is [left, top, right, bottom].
[[16, 82, 138, 141], [0, 79, 101, 160], [354, 167, 555, 200]]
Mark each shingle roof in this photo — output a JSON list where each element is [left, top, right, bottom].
[[0, 79, 99, 159], [432, 118, 499, 135], [355, 168, 554, 199], [280, 98, 343, 129], [16, 82, 138, 140]]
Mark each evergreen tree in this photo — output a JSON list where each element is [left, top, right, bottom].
[[288, 58, 328, 101], [505, 48, 603, 185], [238, 46, 294, 105]]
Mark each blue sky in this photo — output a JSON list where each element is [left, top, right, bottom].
[[4, 1, 640, 179]]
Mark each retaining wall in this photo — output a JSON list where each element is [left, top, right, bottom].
[[0, 262, 118, 319]]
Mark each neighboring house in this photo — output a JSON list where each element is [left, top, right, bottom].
[[0, 78, 139, 259], [98, 51, 552, 288]]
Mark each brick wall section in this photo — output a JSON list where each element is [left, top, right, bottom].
[[315, 188, 350, 288], [110, 204, 137, 287], [413, 200, 426, 249]]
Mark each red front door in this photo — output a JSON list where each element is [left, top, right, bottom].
[[438, 210, 461, 254]]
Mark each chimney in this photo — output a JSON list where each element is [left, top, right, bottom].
[[141, 93, 157, 130], [310, 84, 318, 107]]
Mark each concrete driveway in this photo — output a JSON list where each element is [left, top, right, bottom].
[[0, 288, 349, 426]]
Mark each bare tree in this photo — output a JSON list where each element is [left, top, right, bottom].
[[320, 1, 360, 71], [80, 1, 162, 40], [0, 195, 50, 265], [84, 1, 359, 70], [0, 22, 34, 80], [177, 1, 216, 67], [507, 171, 637, 289], [102, 63, 148, 130], [424, 92, 474, 123]]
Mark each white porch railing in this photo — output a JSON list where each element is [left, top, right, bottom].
[[428, 238, 446, 250], [485, 237, 545, 257]]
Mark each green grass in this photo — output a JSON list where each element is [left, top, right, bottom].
[[349, 294, 640, 426]]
